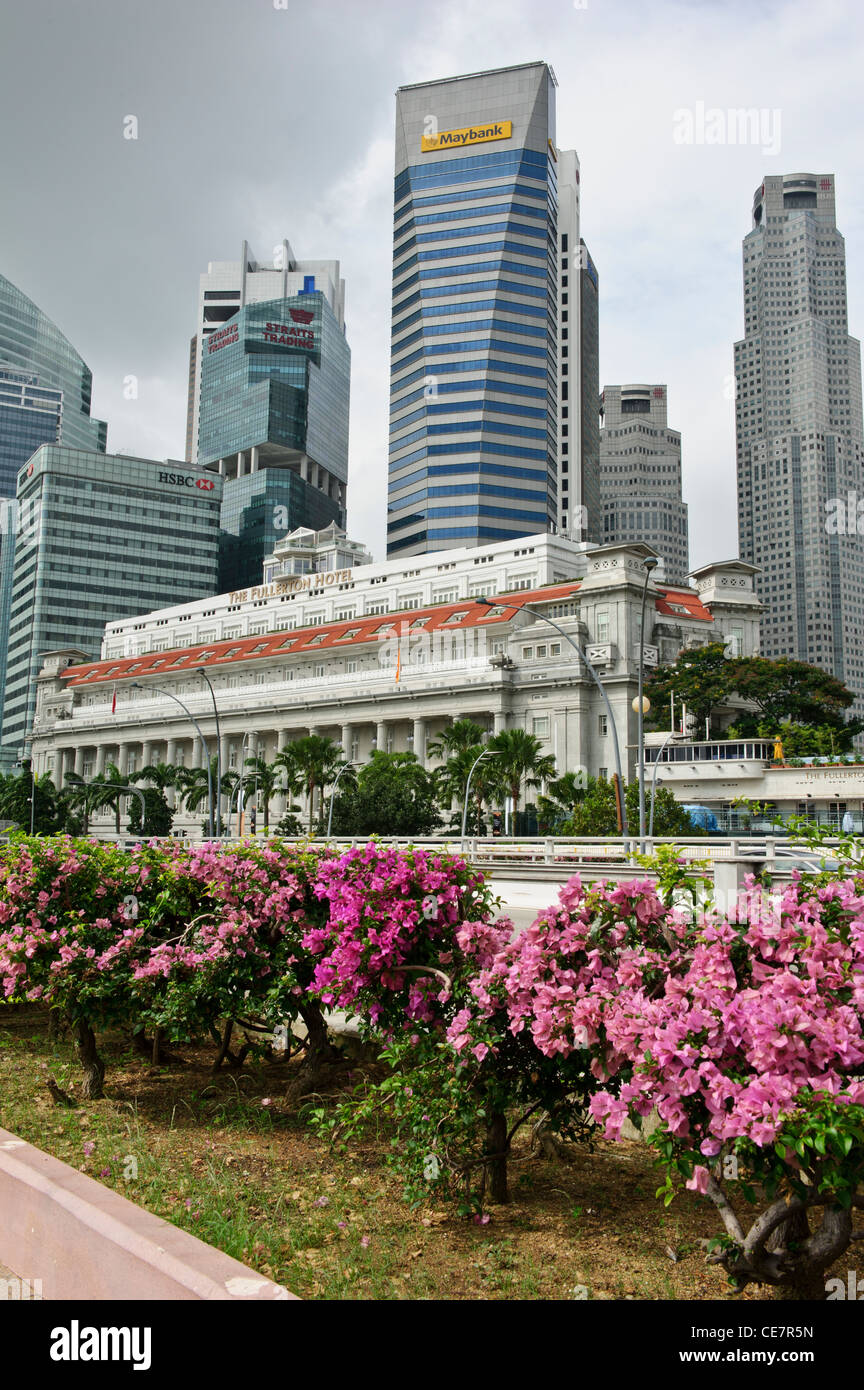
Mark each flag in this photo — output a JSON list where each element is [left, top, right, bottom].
[[111, 685, 117, 714], [395, 644, 401, 683]]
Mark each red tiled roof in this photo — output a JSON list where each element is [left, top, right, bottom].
[[62, 578, 710, 689]]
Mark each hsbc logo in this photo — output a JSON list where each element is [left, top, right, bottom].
[[158, 471, 216, 490]]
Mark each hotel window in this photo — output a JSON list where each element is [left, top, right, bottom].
[[522, 646, 534, 660], [595, 610, 610, 643], [599, 714, 608, 736], [550, 642, 561, 656], [599, 767, 608, 781], [347, 660, 358, 674], [314, 664, 326, 678], [350, 738, 359, 761], [532, 716, 550, 737]]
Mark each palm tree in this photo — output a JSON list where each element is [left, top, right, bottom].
[[433, 743, 498, 834], [240, 756, 283, 834], [95, 761, 133, 834], [134, 761, 179, 797], [537, 771, 588, 833], [426, 718, 488, 765], [277, 736, 346, 832], [486, 728, 556, 821], [61, 773, 103, 835]]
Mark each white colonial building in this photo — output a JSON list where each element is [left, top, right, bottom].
[[29, 529, 763, 834]]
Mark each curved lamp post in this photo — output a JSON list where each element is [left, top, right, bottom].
[[475, 596, 629, 838], [130, 682, 214, 839], [326, 760, 355, 840], [87, 781, 148, 836], [461, 748, 499, 840], [196, 668, 223, 837], [636, 556, 660, 848], [647, 729, 677, 839]]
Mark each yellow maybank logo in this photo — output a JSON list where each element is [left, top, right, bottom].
[[421, 120, 512, 152]]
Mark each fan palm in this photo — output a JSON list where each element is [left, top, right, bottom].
[[426, 718, 488, 764], [277, 736, 346, 831], [486, 728, 556, 816]]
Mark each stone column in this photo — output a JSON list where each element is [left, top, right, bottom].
[[96, 745, 108, 776], [141, 741, 152, 770], [74, 746, 85, 776], [375, 720, 387, 753], [493, 711, 508, 735], [412, 718, 426, 768], [250, 445, 259, 474], [341, 723, 352, 757]]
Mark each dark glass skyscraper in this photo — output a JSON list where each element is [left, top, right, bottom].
[[388, 63, 560, 556]]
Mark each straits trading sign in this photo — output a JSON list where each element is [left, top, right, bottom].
[[421, 119, 512, 152]]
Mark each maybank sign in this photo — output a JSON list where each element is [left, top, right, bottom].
[[421, 120, 512, 152]]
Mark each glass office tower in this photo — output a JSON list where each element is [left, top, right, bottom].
[[388, 62, 560, 557], [0, 273, 107, 764], [2, 448, 222, 763], [0, 273, 107, 469], [197, 289, 350, 589]]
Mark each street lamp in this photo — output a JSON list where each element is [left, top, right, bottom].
[[130, 683, 215, 839], [474, 596, 629, 838], [636, 556, 660, 847], [326, 760, 355, 839], [196, 668, 223, 837], [647, 729, 677, 839], [461, 748, 499, 840]]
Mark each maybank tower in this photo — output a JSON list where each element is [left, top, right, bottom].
[[389, 62, 592, 558]]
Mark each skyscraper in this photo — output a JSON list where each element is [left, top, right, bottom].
[[555, 151, 600, 543], [186, 241, 346, 464], [0, 273, 107, 762], [598, 384, 689, 584], [388, 62, 562, 557], [186, 243, 350, 590], [734, 174, 864, 707], [2, 448, 222, 763]]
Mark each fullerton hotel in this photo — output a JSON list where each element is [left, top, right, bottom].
[[30, 525, 761, 829]]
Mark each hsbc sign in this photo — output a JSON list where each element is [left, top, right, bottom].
[[158, 471, 216, 491]]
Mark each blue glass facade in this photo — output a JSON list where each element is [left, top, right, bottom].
[[2, 449, 222, 763], [388, 66, 559, 557], [219, 470, 342, 593], [198, 291, 349, 490], [0, 274, 107, 476], [0, 276, 107, 765]]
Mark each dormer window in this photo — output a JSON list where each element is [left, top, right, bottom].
[[444, 611, 469, 625]]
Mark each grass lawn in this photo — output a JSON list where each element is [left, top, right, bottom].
[[0, 1004, 825, 1301]]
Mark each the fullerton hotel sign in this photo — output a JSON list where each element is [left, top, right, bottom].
[[228, 569, 354, 603]]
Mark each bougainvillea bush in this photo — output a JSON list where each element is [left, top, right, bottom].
[[584, 873, 864, 1299], [0, 836, 172, 1095], [132, 838, 332, 1076], [304, 846, 619, 1210]]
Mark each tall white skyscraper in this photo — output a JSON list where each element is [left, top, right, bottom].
[[599, 384, 689, 584], [734, 174, 864, 709]]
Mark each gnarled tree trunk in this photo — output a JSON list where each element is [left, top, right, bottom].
[[71, 1017, 105, 1099], [485, 1110, 509, 1204]]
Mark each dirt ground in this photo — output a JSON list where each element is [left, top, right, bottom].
[[0, 1005, 851, 1301]]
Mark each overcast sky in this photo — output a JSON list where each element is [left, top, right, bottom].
[[2, 0, 863, 570]]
